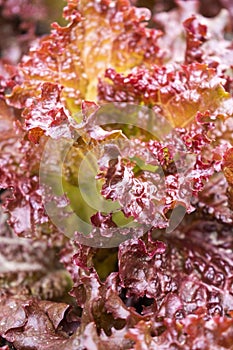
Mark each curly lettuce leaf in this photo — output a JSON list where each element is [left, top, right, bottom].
[[0, 294, 80, 350], [223, 147, 233, 210], [153, 1, 232, 70], [99, 63, 231, 128], [58, 218, 233, 349], [126, 315, 233, 349], [6, 0, 163, 113], [1, 0, 233, 349], [193, 172, 233, 224], [1, 0, 232, 240]]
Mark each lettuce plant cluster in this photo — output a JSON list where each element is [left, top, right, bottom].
[[0, 0, 233, 349]]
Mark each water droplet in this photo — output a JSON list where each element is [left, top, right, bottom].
[[175, 309, 185, 320], [204, 265, 215, 283]]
